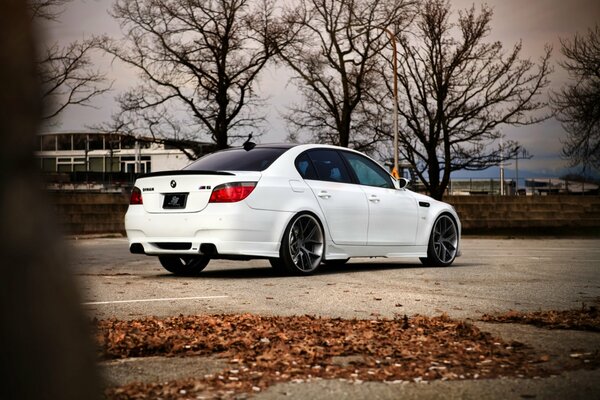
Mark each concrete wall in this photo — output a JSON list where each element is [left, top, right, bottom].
[[50, 191, 129, 235], [50, 191, 600, 236], [446, 195, 600, 235]]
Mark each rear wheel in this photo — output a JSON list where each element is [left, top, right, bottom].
[[420, 214, 458, 267], [280, 213, 324, 275], [158, 255, 210, 276]]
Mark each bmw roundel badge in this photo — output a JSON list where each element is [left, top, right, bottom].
[[170, 179, 177, 188]]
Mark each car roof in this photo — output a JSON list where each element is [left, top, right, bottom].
[[252, 143, 298, 149]]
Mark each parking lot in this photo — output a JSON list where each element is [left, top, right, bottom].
[[69, 236, 600, 399], [72, 237, 600, 321]]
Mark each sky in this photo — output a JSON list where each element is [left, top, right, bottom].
[[43, 0, 600, 179]]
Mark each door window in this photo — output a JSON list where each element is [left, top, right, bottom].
[[341, 152, 394, 189], [305, 149, 352, 183]]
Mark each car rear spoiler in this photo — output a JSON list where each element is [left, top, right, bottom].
[[137, 170, 235, 179]]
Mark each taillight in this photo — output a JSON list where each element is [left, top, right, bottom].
[[130, 186, 143, 205], [209, 182, 256, 203]]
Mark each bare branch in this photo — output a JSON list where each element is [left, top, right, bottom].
[[383, 0, 551, 199], [38, 37, 110, 122], [279, 0, 415, 150], [27, 0, 69, 21], [101, 0, 281, 149], [552, 24, 600, 172]]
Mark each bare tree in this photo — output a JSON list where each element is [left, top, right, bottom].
[[28, 0, 68, 21], [29, 0, 109, 124], [102, 0, 282, 150], [386, 0, 551, 200], [38, 37, 109, 122], [279, 0, 414, 151], [552, 24, 600, 172]]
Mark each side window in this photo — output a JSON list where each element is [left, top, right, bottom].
[[306, 149, 352, 183], [294, 152, 318, 180], [341, 151, 394, 189]]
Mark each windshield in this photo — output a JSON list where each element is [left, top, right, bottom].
[[184, 147, 290, 171]]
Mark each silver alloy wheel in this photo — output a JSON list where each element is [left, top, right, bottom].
[[288, 214, 324, 272], [432, 214, 458, 263]]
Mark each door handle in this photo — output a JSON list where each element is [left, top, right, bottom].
[[318, 191, 331, 199], [368, 195, 380, 203]]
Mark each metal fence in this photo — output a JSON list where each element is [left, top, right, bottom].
[[446, 178, 599, 196], [42, 172, 599, 196]]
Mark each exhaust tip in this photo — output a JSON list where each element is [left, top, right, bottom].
[[200, 243, 218, 256], [130, 243, 145, 254]]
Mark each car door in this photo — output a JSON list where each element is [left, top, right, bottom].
[[296, 149, 369, 245], [340, 151, 419, 245]]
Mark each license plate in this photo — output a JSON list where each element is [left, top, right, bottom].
[[163, 193, 188, 209]]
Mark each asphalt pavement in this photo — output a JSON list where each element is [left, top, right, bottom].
[[71, 237, 600, 321], [70, 237, 600, 399]]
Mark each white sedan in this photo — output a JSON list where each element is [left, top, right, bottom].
[[125, 143, 461, 275]]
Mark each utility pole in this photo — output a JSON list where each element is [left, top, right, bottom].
[[500, 138, 505, 195], [368, 26, 399, 178]]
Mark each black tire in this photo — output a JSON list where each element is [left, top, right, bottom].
[[323, 258, 349, 266], [279, 213, 324, 275], [268, 258, 285, 272], [158, 255, 210, 276], [420, 214, 458, 267]]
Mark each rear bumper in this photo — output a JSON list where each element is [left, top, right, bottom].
[[125, 203, 292, 258]]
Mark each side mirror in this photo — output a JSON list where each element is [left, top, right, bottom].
[[398, 177, 409, 189]]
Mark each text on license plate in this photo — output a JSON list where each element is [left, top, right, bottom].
[[163, 193, 188, 209]]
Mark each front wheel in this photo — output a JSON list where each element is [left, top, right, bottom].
[[279, 213, 324, 275], [420, 214, 458, 267], [158, 255, 210, 276]]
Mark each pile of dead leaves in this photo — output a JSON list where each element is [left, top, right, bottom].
[[96, 313, 553, 399], [481, 305, 600, 332]]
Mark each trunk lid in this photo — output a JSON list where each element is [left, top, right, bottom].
[[135, 170, 261, 213]]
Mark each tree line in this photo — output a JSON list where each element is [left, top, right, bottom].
[[31, 0, 599, 199]]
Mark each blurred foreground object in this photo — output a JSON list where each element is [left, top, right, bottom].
[[0, 1, 101, 399]]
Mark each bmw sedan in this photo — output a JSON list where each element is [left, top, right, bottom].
[[125, 143, 461, 275]]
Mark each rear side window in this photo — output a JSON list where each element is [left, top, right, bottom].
[[295, 152, 318, 180], [305, 149, 352, 183], [185, 148, 289, 171]]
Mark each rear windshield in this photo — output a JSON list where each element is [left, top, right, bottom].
[[184, 147, 289, 171]]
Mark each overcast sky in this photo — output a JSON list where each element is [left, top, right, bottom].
[[43, 0, 600, 178]]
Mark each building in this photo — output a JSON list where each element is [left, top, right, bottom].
[[35, 131, 214, 190], [525, 178, 599, 195]]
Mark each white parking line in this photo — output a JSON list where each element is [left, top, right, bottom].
[[82, 295, 229, 306]]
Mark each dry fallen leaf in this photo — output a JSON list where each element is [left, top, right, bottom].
[[95, 311, 600, 400]]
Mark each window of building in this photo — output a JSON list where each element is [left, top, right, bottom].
[[41, 158, 56, 172], [41, 135, 56, 151], [121, 136, 136, 149], [56, 157, 86, 172], [88, 135, 104, 151], [57, 135, 72, 151], [89, 157, 104, 171], [73, 135, 87, 151]]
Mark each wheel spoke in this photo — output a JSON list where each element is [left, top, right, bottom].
[[432, 215, 457, 264], [305, 225, 318, 242], [288, 215, 323, 272]]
